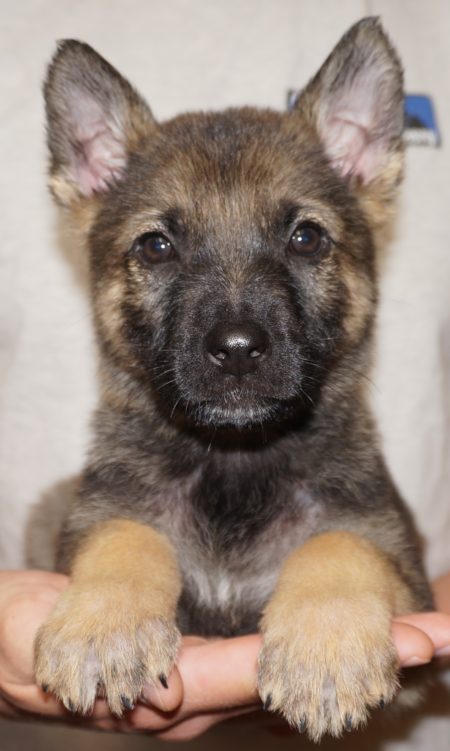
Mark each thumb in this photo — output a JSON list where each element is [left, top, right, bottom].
[[0, 571, 68, 685]]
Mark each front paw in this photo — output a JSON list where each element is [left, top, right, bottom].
[[34, 585, 181, 715], [258, 595, 399, 741]]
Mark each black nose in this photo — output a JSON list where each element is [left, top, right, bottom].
[[205, 321, 269, 377]]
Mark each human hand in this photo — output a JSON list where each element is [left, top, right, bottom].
[[0, 570, 449, 740]]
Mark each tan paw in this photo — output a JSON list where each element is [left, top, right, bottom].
[[34, 584, 181, 715], [258, 595, 399, 742]]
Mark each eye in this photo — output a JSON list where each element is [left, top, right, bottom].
[[288, 222, 327, 257], [133, 232, 175, 265]]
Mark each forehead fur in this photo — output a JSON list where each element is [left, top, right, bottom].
[[95, 106, 356, 253]]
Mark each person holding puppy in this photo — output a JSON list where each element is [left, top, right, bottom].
[[0, 569, 449, 741], [1, 2, 450, 751]]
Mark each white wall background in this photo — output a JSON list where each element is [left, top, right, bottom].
[[1, 1, 449, 748]]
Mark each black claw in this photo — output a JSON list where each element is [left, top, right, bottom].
[[121, 695, 135, 711], [41, 683, 49, 694], [263, 693, 272, 711], [345, 714, 353, 732], [67, 699, 76, 713], [96, 681, 105, 698], [158, 673, 169, 689], [298, 716, 307, 733], [378, 698, 386, 710]]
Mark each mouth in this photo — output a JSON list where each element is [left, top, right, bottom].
[[190, 402, 277, 428], [153, 359, 314, 429], [178, 394, 304, 429]]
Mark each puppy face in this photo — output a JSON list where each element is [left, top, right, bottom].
[[45, 19, 404, 429]]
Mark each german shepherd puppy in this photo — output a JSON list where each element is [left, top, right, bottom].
[[34, 18, 432, 741]]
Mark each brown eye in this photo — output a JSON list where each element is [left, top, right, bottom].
[[289, 222, 326, 256], [134, 232, 175, 265]]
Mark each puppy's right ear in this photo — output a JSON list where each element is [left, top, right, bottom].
[[44, 41, 155, 206]]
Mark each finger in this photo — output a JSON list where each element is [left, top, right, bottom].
[[155, 704, 297, 742], [3, 671, 183, 723], [153, 706, 258, 741], [155, 712, 220, 741], [0, 574, 68, 684], [176, 618, 448, 719], [0, 692, 22, 718], [0, 684, 66, 717], [432, 575, 450, 614], [394, 612, 450, 657], [0, 682, 112, 720], [391, 621, 434, 666], [178, 634, 262, 713], [3, 649, 184, 719], [128, 635, 262, 731]]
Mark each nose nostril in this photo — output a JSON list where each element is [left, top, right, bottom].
[[205, 321, 269, 377]]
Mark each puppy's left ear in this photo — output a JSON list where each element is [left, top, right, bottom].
[[44, 40, 156, 206], [295, 17, 404, 212]]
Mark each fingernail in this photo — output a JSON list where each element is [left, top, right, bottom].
[[141, 684, 168, 712], [435, 645, 450, 657], [403, 655, 430, 667]]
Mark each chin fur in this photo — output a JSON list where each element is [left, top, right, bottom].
[[178, 397, 304, 429]]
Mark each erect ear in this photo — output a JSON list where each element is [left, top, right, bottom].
[[295, 17, 404, 200], [44, 40, 155, 206]]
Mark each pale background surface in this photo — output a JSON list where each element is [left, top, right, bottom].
[[1, 0, 449, 748]]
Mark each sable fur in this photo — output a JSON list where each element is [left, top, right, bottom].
[[34, 18, 432, 741]]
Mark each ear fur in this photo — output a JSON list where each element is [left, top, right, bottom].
[[44, 41, 155, 206], [295, 17, 404, 218]]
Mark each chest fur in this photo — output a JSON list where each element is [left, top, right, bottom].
[[171, 472, 323, 635]]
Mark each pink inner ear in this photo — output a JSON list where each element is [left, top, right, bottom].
[[323, 117, 386, 184], [69, 94, 127, 197], [318, 76, 392, 184]]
